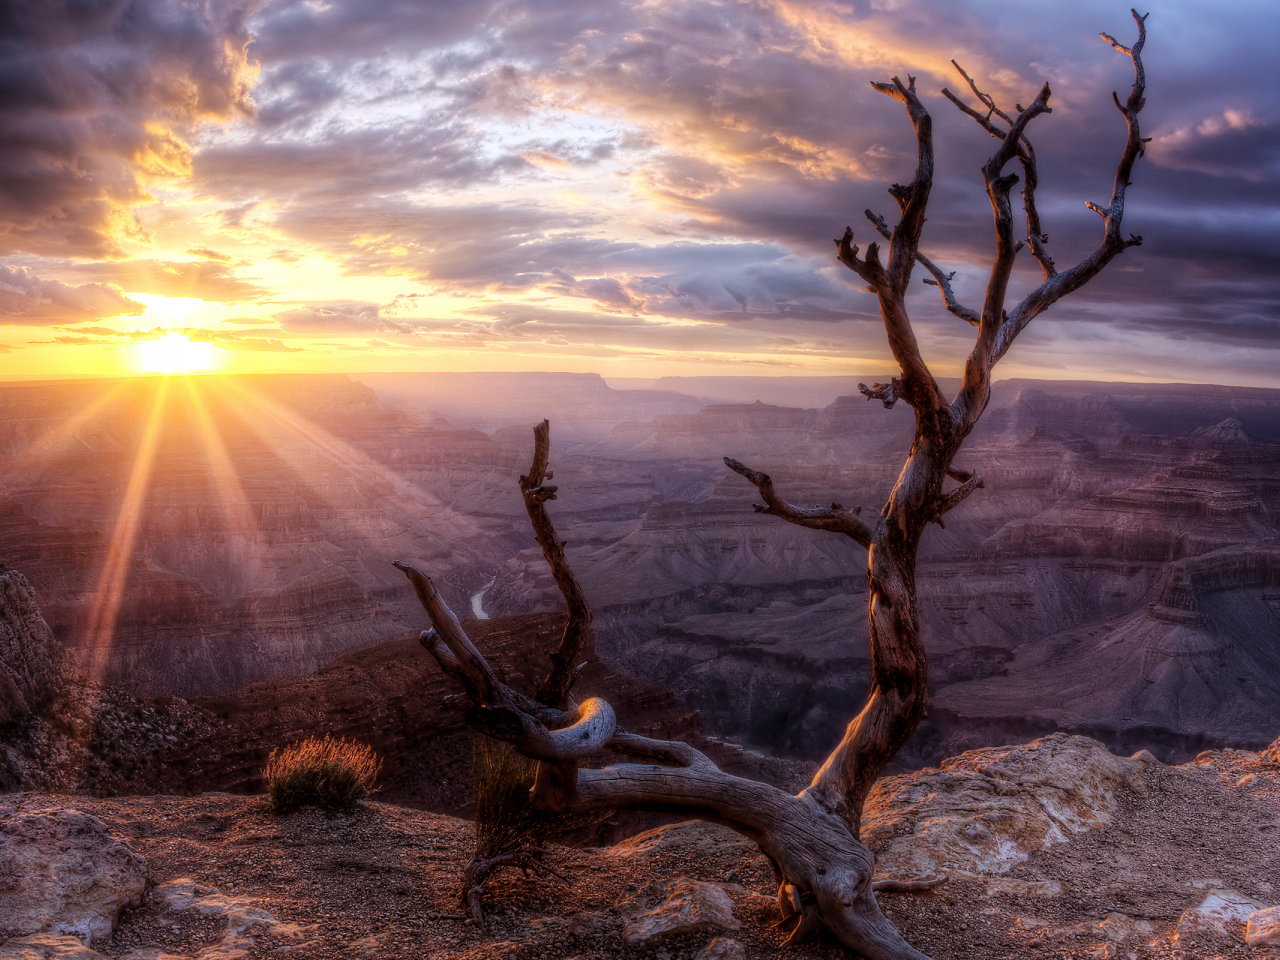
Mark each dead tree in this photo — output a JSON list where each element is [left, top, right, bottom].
[[396, 13, 1149, 958]]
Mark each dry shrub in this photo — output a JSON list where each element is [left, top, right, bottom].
[[264, 734, 381, 813], [461, 741, 603, 926], [474, 740, 553, 856]]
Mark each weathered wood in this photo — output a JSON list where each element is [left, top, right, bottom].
[[396, 15, 1151, 959], [396, 553, 929, 959], [460, 847, 561, 930], [724, 457, 873, 546], [806, 11, 1149, 839], [519, 419, 593, 709]]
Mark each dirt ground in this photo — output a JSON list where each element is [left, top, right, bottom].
[[6, 740, 1279, 960]]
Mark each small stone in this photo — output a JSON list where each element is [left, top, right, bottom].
[[696, 937, 747, 960], [567, 911, 613, 937]]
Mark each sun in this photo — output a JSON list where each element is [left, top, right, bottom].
[[132, 332, 222, 374]]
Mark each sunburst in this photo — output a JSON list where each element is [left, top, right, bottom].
[[132, 332, 221, 375]]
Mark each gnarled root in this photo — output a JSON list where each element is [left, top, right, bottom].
[[459, 847, 567, 932]]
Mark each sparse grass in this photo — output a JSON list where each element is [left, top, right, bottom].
[[264, 734, 381, 813]]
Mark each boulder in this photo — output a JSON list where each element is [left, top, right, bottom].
[[1175, 888, 1267, 938], [0, 809, 147, 945], [622, 878, 741, 942], [1245, 906, 1280, 947], [862, 734, 1144, 881], [0, 571, 57, 727]]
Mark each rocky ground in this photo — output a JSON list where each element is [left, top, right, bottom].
[[3, 735, 1279, 960]]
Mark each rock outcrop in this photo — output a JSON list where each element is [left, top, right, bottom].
[[0, 569, 57, 727], [0, 809, 147, 945], [861, 734, 1146, 884]]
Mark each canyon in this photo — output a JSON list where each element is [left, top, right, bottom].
[[1, 372, 1279, 777]]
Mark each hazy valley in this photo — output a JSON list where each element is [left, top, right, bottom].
[[3, 371, 1280, 793]]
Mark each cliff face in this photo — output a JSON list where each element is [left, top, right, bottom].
[[0, 376, 516, 698], [484, 386, 1280, 765], [4, 373, 1280, 769], [937, 543, 1280, 749], [0, 569, 56, 726]]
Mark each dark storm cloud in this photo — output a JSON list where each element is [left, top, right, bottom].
[[0, 0, 259, 258], [67, 259, 266, 302], [0, 263, 143, 324]]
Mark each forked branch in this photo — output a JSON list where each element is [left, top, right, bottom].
[[835, 74, 947, 418], [398, 422, 933, 959], [519, 419, 592, 708], [988, 9, 1150, 369], [931, 472, 985, 528], [397, 555, 930, 959], [866, 211, 979, 326], [724, 457, 874, 547]]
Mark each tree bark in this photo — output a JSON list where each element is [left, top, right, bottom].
[[395, 13, 1150, 958]]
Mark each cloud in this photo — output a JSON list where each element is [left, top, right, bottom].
[[1150, 110, 1280, 183], [186, 247, 233, 262], [193, 123, 525, 202], [189, 330, 302, 352], [274, 300, 428, 336], [0, 264, 144, 325], [0, 0, 258, 258], [10, 0, 1280, 386], [67, 259, 266, 302]]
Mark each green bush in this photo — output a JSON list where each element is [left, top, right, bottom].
[[264, 734, 381, 813]]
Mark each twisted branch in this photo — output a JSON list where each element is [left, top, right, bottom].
[[723, 457, 874, 547], [930, 472, 985, 528], [835, 74, 947, 418], [867, 211, 979, 326], [518, 419, 593, 708], [858, 379, 902, 409], [989, 9, 1150, 369]]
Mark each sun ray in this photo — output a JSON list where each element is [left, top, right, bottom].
[[216, 378, 443, 509], [80, 377, 171, 686], [181, 377, 261, 541], [0, 381, 130, 489]]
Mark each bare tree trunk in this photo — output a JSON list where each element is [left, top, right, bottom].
[[395, 13, 1150, 958]]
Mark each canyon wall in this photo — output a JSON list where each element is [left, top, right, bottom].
[[3, 373, 1279, 766]]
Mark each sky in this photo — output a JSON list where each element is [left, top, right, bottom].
[[1, 0, 1278, 386]]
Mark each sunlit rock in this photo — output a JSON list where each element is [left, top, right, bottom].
[[0, 809, 146, 945], [862, 734, 1143, 882]]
